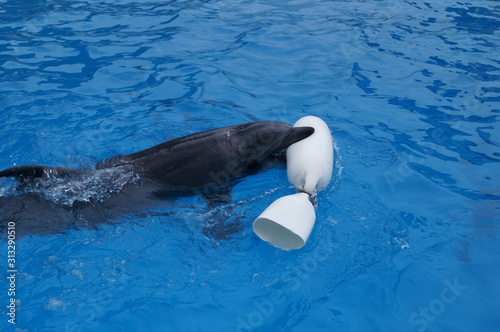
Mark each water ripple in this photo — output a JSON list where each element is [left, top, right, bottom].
[[1, 1, 499, 331]]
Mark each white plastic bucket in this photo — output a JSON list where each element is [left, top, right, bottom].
[[253, 193, 315, 250]]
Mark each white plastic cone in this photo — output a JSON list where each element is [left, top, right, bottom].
[[253, 193, 315, 250]]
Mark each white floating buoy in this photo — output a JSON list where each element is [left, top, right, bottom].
[[286, 116, 334, 193], [253, 116, 334, 250]]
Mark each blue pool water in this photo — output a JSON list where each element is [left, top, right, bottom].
[[1, 0, 499, 331]]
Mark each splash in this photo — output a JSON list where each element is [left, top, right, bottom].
[[331, 140, 344, 191], [1, 166, 141, 206]]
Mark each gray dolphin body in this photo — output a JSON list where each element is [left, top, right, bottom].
[[0, 121, 314, 236], [0, 121, 313, 193]]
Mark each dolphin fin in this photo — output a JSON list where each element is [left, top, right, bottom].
[[202, 204, 243, 240], [202, 186, 234, 207]]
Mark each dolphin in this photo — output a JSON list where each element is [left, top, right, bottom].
[[0, 121, 314, 236], [0, 121, 314, 195]]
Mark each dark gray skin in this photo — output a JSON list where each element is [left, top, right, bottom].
[[100, 121, 314, 193], [0, 121, 314, 237]]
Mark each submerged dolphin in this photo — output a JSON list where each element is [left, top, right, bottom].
[[0, 121, 314, 236]]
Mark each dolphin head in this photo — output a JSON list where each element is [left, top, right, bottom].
[[228, 121, 314, 172]]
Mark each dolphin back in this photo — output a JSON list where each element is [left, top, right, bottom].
[[0, 121, 314, 188], [115, 122, 315, 188]]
